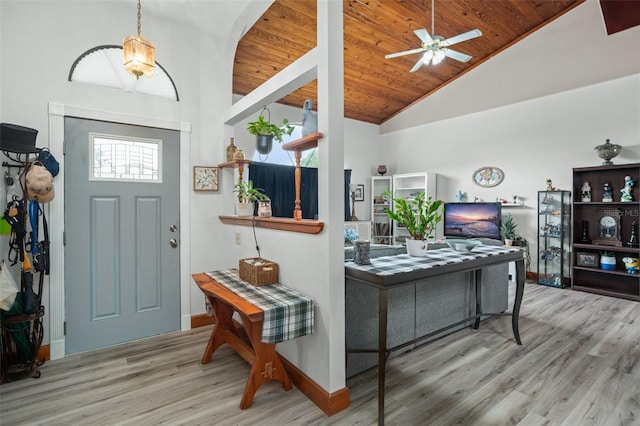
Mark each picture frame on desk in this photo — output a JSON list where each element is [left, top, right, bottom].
[[576, 252, 599, 267]]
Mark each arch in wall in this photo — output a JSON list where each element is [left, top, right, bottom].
[[68, 45, 179, 101]]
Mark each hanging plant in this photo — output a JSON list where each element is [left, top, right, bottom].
[[247, 107, 294, 154]]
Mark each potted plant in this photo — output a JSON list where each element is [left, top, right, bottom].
[[600, 251, 616, 270], [233, 179, 269, 216], [500, 213, 517, 246], [384, 191, 443, 256], [247, 115, 294, 154]]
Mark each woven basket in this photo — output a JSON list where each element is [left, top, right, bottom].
[[239, 258, 279, 286]]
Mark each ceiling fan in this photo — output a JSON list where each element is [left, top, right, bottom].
[[385, 0, 482, 72]]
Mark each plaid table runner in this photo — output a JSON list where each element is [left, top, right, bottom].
[[206, 269, 314, 344], [346, 246, 522, 276]]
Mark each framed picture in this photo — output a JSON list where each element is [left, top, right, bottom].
[[193, 166, 219, 191], [576, 252, 599, 267], [355, 184, 365, 201], [472, 166, 504, 188]]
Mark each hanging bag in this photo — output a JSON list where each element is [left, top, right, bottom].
[[0, 260, 19, 312], [37, 148, 60, 177]]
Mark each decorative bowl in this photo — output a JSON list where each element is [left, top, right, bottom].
[[594, 139, 622, 166]]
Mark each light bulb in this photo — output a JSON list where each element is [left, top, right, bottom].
[[422, 50, 433, 65], [432, 49, 445, 65]]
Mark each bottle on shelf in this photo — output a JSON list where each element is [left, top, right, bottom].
[[226, 137, 237, 162]]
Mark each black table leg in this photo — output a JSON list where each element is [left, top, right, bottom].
[[473, 269, 483, 329], [378, 288, 388, 426], [512, 258, 525, 345]]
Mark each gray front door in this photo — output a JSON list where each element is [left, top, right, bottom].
[[64, 117, 180, 354]]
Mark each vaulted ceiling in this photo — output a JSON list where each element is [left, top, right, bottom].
[[232, 0, 586, 125]]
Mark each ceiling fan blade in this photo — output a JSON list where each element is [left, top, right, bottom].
[[413, 28, 434, 45], [441, 29, 482, 47], [444, 48, 472, 63], [385, 47, 426, 59], [409, 57, 425, 73]]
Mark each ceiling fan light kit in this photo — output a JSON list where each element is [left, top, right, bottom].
[[386, 0, 481, 72]]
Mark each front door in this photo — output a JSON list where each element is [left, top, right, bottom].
[[64, 117, 180, 354]]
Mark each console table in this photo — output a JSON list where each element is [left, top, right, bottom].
[[344, 246, 526, 425], [192, 270, 314, 409]]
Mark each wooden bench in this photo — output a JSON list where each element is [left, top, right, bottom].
[[192, 273, 292, 409]]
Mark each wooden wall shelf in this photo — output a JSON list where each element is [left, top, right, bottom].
[[219, 215, 324, 234], [281, 132, 322, 152], [219, 159, 252, 183]]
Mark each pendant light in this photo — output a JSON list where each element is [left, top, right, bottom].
[[123, 0, 155, 79]]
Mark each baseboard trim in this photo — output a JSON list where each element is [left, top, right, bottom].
[[191, 314, 350, 416], [279, 354, 350, 416], [191, 313, 216, 328]]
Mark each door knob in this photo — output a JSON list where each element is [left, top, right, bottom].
[[169, 238, 178, 248]]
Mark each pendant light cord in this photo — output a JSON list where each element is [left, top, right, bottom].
[[137, 0, 142, 36]]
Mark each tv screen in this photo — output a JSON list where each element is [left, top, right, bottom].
[[443, 202, 502, 240]]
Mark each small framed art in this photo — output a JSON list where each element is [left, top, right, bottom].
[[355, 184, 365, 201], [576, 252, 599, 267], [193, 166, 219, 191]]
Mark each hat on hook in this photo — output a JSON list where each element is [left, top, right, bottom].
[[26, 164, 55, 203], [0, 123, 40, 154]]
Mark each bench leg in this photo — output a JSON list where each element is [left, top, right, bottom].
[[238, 315, 292, 409], [201, 297, 234, 364]]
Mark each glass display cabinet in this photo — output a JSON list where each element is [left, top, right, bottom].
[[371, 176, 392, 244], [537, 190, 571, 287]]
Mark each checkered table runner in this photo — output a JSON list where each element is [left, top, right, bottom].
[[206, 269, 314, 344], [346, 246, 522, 276]]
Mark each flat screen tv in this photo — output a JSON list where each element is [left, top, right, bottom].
[[443, 202, 502, 240]]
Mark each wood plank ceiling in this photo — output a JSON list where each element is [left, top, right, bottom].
[[233, 0, 585, 125]]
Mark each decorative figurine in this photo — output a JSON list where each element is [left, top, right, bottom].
[[628, 221, 639, 248], [581, 181, 591, 202], [621, 257, 639, 274], [377, 165, 387, 176], [301, 99, 318, 136], [455, 190, 466, 202], [546, 179, 556, 191], [580, 220, 590, 243], [602, 181, 613, 202], [620, 175, 634, 202]]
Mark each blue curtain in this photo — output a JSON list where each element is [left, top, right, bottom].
[[248, 163, 352, 220]]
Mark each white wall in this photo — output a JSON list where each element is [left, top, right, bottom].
[[379, 74, 640, 273]]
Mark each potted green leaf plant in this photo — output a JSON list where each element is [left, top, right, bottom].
[[384, 191, 443, 256], [247, 115, 294, 154], [600, 251, 616, 270], [233, 179, 269, 216], [500, 213, 517, 246]]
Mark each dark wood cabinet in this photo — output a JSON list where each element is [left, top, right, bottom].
[[571, 163, 640, 301]]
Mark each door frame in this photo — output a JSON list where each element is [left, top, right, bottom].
[[47, 101, 192, 360]]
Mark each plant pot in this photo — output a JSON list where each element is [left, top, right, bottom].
[[600, 255, 616, 270], [406, 238, 428, 257], [256, 135, 273, 155], [237, 202, 255, 217], [504, 238, 513, 247]]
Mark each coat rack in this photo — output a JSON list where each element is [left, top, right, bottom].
[[1, 151, 47, 383]]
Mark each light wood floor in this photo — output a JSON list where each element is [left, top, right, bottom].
[[1, 282, 638, 425]]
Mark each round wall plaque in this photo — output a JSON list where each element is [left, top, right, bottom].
[[472, 166, 504, 188]]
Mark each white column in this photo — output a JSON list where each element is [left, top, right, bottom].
[[317, 0, 346, 393]]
